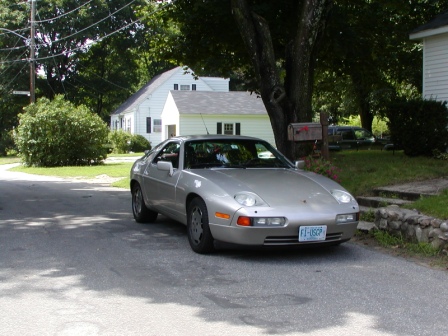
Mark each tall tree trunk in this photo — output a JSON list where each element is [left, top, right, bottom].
[[231, 0, 330, 160], [351, 71, 374, 132]]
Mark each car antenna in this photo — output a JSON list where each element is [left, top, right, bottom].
[[200, 113, 209, 134]]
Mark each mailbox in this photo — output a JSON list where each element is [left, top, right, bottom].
[[288, 123, 322, 142]]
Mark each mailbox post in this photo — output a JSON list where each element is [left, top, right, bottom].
[[287, 112, 330, 160], [320, 112, 329, 160]]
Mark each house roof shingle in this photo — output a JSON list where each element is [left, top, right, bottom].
[[111, 66, 181, 116], [410, 10, 448, 36], [169, 91, 266, 115]]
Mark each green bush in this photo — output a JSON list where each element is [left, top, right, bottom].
[[15, 95, 109, 166], [0, 129, 16, 156], [108, 130, 132, 154], [387, 98, 448, 157], [130, 134, 151, 153], [109, 131, 151, 153]]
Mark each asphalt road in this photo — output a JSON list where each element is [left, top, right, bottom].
[[1, 164, 447, 336]]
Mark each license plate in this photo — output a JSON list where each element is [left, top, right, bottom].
[[298, 225, 327, 242]]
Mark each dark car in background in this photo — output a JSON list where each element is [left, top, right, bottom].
[[327, 126, 391, 150]]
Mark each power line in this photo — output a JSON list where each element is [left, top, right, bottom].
[[35, 9, 67, 98], [34, 0, 93, 23], [0, 61, 29, 95], [0, 27, 29, 38], [75, 62, 133, 92], [34, 0, 138, 46], [0, 0, 136, 52], [0, 1, 173, 63]]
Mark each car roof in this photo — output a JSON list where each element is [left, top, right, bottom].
[[169, 134, 264, 142], [329, 126, 364, 130]]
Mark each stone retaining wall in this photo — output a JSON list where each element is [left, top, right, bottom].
[[374, 205, 448, 250]]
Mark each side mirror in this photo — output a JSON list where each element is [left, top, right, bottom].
[[157, 161, 174, 176], [295, 160, 305, 169]]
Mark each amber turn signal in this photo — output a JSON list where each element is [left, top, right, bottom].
[[215, 212, 230, 219], [237, 216, 251, 226]]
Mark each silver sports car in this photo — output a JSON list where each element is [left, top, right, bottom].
[[130, 135, 359, 254]]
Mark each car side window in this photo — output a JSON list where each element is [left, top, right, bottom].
[[354, 129, 374, 140], [153, 142, 180, 169], [338, 129, 355, 140]]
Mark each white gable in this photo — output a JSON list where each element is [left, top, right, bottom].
[[110, 67, 230, 147]]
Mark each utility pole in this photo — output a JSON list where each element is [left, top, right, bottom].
[[29, 0, 36, 103]]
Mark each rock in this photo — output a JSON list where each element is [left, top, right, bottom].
[[440, 222, 448, 232]]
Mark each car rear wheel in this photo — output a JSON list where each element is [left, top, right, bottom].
[[132, 182, 158, 223], [187, 198, 214, 254]]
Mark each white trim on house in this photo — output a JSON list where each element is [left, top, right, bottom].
[[410, 26, 448, 40]]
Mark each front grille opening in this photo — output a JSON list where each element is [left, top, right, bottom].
[[264, 232, 343, 246]]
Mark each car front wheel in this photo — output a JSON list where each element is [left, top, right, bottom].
[[132, 182, 158, 223], [187, 197, 214, 254]]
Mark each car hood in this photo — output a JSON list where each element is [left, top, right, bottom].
[[193, 168, 342, 207]]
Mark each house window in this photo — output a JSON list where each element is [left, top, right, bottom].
[[127, 119, 131, 132], [224, 123, 233, 135], [180, 85, 190, 90], [174, 84, 178, 90], [192, 84, 196, 91], [217, 122, 241, 135], [153, 119, 162, 132], [146, 117, 151, 133]]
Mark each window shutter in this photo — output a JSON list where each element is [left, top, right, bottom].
[[236, 123, 241, 135], [217, 122, 222, 134], [146, 117, 152, 133], [174, 84, 178, 90], [192, 84, 197, 91]]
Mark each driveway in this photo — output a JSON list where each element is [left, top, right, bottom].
[[1, 164, 447, 336]]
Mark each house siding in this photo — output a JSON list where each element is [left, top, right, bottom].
[[134, 70, 218, 146], [423, 33, 448, 102], [179, 115, 276, 146], [201, 77, 229, 92], [160, 92, 180, 139], [111, 67, 230, 147]]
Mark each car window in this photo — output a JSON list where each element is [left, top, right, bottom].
[[255, 143, 276, 159], [153, 142, 180, 168], [354, 129, 374, 140], [337, 129, 355, 140], [184, 139, 291, 169]]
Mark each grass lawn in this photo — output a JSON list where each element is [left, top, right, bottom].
[[7, 154, 135, 189], [333, 150, 448, 197], [0, 156, 21, 165]]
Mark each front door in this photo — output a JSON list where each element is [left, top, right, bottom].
[[144, 141, 181, 216]]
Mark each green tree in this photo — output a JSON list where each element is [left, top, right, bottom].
[[151, 0, 331, 159], [0, 0, 155, 120], [15, 95, 109, 166], [315, 0, 446, 131]]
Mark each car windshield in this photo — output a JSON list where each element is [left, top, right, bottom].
[[184, 139, 292, 169]]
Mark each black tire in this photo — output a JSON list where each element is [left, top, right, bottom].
[[187, 198, 214, 254], [131, 182, 158, 223]]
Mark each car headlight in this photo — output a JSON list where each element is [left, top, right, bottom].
[[336, 213, 359, 224], [331, 189, 355, 204], [234, 192, 266, 206], [237, 216, 286, 227]]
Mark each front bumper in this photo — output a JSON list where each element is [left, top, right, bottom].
[[210, 222, 358, 246]]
